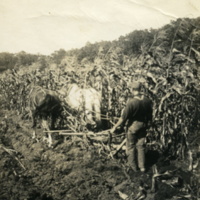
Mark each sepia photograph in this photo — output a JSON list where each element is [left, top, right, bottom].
[[0, 0, 200, 199]]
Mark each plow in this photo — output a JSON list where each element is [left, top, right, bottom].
[[44, 129, 127, 157]]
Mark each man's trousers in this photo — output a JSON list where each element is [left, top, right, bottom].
[[126, 121, 146, 171]]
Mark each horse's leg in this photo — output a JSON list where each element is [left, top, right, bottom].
[[47, 131, 52, 148], [93, 98, 102, 128], [50, 114, 56, 130], [31, 110, 37, 139], [41, 118, 52, 147], [85, 105, 96, 126]]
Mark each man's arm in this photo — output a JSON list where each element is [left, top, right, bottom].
[[110, 117, 124, 134], [110, 100, 133, 134]]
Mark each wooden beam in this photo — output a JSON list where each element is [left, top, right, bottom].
[[112, 138, 126, 156], [59, 130, 111, 136], [43, 130, 72, 133], [59, 132, 91, 136], [59, 132, 108, 136]]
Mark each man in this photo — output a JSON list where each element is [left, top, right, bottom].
[[110, 81, 153, 172]]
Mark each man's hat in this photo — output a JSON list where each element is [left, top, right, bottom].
[[130, 81, 141, 90]]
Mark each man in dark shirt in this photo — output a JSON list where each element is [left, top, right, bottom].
[[110, 81, 153, 172]]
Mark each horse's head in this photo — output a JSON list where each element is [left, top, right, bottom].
[[84, 109, 102, 131], [85, 119, 98, 131]]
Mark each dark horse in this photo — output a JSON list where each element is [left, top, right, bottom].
[[29, 86, 63, 147]]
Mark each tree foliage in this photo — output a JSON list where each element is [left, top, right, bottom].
[[0, 51, 39, 72], [0, 52, 17, 71], [16, 51, 38, 67], [50, 49, 67, 65]]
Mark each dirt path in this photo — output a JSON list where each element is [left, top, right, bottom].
[[0, 110, 130, 200], [0, 110, 199, 200]]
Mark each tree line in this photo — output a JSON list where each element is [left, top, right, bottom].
[[0, 17, 199, 73]]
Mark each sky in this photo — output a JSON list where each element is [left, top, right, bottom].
[[0, 0, 200, 55]]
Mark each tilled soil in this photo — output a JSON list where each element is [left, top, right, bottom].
[[0, 110, 199, 200]]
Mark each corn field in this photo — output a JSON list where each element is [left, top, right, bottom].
[[0, 18, 200, 162]]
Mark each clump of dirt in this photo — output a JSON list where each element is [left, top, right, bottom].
[[0, 110, 199, 200]]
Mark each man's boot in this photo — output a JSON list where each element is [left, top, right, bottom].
[[137, 138, 146, 172]]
